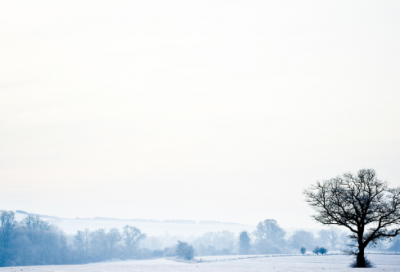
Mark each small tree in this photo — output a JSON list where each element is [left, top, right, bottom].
[[22, 215, 50, 245], [312, 246, 320, 255], [238, 231, 251, 255], [82, 229, 91, 258], [253, 219, 286, 254], [122, 225, 146, 259], [74, 230, 85, 256], [90, 229, 108, 260], [0, 211, 17, 250], [319, 247, 327, 255], [107, 228, 122, 258], [23, 215, 50, 232], [253, 219, 286, 242], [74, 229, 91, 259], [176, 241, 194, 260], [304, 169, 400, 268], [300, 246, 306, 255]]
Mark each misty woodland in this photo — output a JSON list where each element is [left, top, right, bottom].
[[1, 169, 400, 268]]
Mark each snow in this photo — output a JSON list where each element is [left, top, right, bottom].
[[2, 254, 400, 271]]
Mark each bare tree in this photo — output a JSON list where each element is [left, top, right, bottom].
[[253, 219, 286, 243], [23, 215, 50, 243], [74, 230, 85, 255], [304, 169, 400, 267], [74, 229, 91, 258], [0, 211, 17, 250], [23, 215, 50, 232], [90, 229, 108, 260], [107, 228, 122, 258], [122, 225, 146, 258], [82, 229, 91, 257], [238, 231, 251, 255], [253, 219, 286, 254]]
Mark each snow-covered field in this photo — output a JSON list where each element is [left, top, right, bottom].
[[2, 254, 399, 272]]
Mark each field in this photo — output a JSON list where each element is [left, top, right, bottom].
[[2, 254, 399, 272]]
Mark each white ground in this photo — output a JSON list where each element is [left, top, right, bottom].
[[2, 254, 400, 272]]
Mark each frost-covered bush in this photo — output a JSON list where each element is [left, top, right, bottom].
[[176, 241, 194, 260], [312, 246, 327, 255]]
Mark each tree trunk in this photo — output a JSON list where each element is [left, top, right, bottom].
[[356, 246, 366, 267]]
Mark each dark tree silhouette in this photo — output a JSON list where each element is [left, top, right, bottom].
[[319, 247, 327, 255], [238, 231, 251, 255], [312, 246, 320, 255], [304, 169, 400, 268]]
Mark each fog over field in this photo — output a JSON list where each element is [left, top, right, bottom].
[[13, 210, 255, 236], [1, 0, 400, 270]]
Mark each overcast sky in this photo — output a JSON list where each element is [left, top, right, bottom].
[[1, 1, 400, 228]]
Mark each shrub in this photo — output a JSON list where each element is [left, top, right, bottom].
[[312, 246, 328, 255], [312, 246, 320, 255], [319, 247, 327, 255], [176, 241, 194, 260], [300, 247, 306, 255]]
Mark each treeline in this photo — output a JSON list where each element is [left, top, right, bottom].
[[2, 211, 398, 267], [190, 219, 349, 255], [0, 210, 194, 267], [0, 211, 153, 266], [0, 212, 348, 267], [190, 219, 399, 255], [0, 211, 70, 266]]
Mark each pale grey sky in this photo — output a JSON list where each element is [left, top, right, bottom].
[[1, 1, 400, 228]]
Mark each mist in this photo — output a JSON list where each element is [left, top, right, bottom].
[[1, 0, 400, 229]]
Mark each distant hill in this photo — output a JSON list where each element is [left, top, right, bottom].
[[16, 210, 60, 220], [14, 210, 247, 226]]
